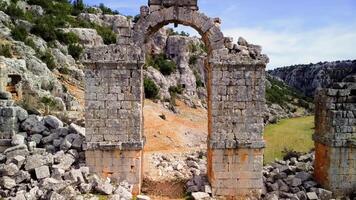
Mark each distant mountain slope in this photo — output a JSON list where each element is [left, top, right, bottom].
[[269, 60, 356, 97]]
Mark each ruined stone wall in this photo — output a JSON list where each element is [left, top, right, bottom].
[[0, 64, 25, 151], [314, 75, 356, 196], [83, 45, 144, 193], [207, 64, 265, 198], [84, 1, 269, 198]]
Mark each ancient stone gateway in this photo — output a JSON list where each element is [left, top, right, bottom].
[[314, 75, 356, 197], [83, 0, 268, 198]]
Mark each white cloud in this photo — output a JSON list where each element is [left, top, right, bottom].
[[223, 24, 356, 69]]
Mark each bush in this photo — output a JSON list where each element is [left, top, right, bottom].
[[31, 21, 57, 42], [166, 28, 190, 37], [189, 43, 199, 53], [99, 3, 119, 15], [72, 0, 84, 16], [194, 70, 204, 88], [169, 85, 184, 95], [56, 30, 79, 45], [147, 54, 176, 76], [95, 25, 117, 45], [144, 78, 159, 99], [200, 43, 208, 53], [11, 26, 28, 42], [189, 55, 198, 65], [133, 14, 140, 23], [5, 3, 24, 19], [68, 43, 83, 60], [0, 44, 13, 58], [40, 50, 56, 70], [59, 67, 70, 75]]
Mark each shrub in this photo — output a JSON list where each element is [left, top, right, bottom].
[[169, 85, 184, 95], [99, 3, 119, 15], [0, 44, 13, 58], [68, 43, 83, 60], [200, 43, 208, 53], [95, 25, 117, 45], [189, 43, 199, 53], [11, 26, 28, 42], [189, 55, 198, 65], [72, 0, 84, 15], [166, 28, 190, 37], [40, 50, 56, 70], [144, 78, 159, 99], [56, 30, 79, 45], [59, 67, 70, 75], [147, 54, 176, 76], [5, 3, 24, 19], [194, 70, 204, 88], [133, 14, 140, 23], [31, 22, 57, 42]]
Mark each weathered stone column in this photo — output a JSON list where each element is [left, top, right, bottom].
[[208, 61, 266, 199], [0, 62, 18, 151], [83, 45, 144, 194], [313, 75, 356, 197]]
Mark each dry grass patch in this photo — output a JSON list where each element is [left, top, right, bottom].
[[264, 116, 315, 164]]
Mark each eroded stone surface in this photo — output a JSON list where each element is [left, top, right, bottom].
[[313, 74, 356, 197], [83, 0, 268, 198]]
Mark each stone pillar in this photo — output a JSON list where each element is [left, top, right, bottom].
[[0, 62, 17, 151], [83, 45, 144, 194], [313, 75, 356, 197], [208, 63, 266, 199]]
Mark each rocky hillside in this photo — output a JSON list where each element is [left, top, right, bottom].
[[269, 60, 356, 97], [0, 0, 312, 126]]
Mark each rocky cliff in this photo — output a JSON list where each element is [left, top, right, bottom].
[[269, 60, 356, 97]]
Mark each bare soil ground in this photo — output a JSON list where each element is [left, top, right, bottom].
[[143, 99, 208, 199]]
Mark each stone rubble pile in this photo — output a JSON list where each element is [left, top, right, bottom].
[[158, 151, 355, 200], [263, 152, 334, 200], [0, 111, 133, 200], [150, 151, 207, 180]]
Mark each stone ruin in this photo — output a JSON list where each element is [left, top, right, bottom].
[[83, 0, 268, 198], [314, 75, 356, 197], [0, 0, 352, 199], [82, 0, 356, 199]]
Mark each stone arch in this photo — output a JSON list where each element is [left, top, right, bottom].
[[133, 6, 225, 56], [83, 1, 269, 199]]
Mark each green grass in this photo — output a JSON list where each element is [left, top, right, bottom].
[[264, 116, 315, 164]]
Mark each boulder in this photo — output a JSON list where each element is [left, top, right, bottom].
[[0, 176, 16, 189], [69, 123, 85, 137], [95, 180, 114, 195], [44, 115, 63, 129], [21, 115, 47, 134], [191, 192, 210, 200], [11, 134, 25, 146], [24, 154, 54, 171], [35, 165, 50, 179], [306, 192, 318, 200]]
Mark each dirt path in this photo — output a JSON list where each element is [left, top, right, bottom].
[[143, 100, 208, 199]]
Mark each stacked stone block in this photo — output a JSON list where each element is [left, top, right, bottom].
[[148, 0, 198, 12], [84, 45, 144, 193], [84, 0, 268, 198], [313, 75, 356, 197], [0, 63, 17, 151], [207, 64, 266, 198]]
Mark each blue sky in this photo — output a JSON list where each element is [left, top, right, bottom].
[[85, 0, 356, 69]]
